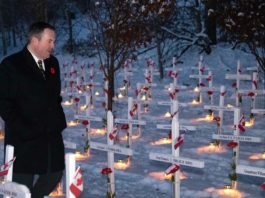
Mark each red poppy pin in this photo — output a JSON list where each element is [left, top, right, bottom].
[[50, 67, 55, 75]]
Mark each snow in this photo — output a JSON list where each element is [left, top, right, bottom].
[[56, 44, 265, 197], [1, 43, 265, 198]]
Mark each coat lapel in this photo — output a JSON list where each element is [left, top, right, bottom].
[[22, 48, 46, 80]]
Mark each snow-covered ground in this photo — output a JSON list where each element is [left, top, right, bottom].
[[0, 43, 264, 198], [58, 44, 265, 198]]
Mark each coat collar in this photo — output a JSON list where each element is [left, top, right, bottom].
[[22, 47, 52, 80]]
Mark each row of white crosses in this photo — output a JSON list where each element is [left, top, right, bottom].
[[149, 101, 204, 198], [65, 77, 108, 116], [72, 94, 145, 157], [212, 108, 264, 190], [61, 57, 87, 93], [61, 58, 108, 110]]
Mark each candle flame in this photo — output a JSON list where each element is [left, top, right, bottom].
[[191, 99, 200, 105], [151, 138, 172, 145], [120, 131, 141, 141], [141, 95, 147, 101], [119, 86, 126, 90], [192, 114, 214, 122], [217, 188, 243, 198], [80, 104, 87, 111], [149, 171, 186, 181], [164, 112, 171, 118], [205, 186, 244, 198], [75, 151, 90, 161], [62, 100, 73, 106], [249, 152, 265, 160], [245, 117, 254, 127], [196, 143, 226, 154], [67, 120, 78, 126], [194, 87, 200, 92], [118, 93, 124, 98], [90, 128, 107, 136], [0, 130, 4, 140], [49, 183, 64, 196], [95, 91, 100, 96], [114, 159, 130, 170]]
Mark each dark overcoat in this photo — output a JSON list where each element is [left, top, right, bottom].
[[0, 47, 66, 174]]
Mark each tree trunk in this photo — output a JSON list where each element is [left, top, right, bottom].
[[193, 0, 202, 33], [107, 64, 115, 111], [205, 0, 217, 44], [36, 0, 48, 21], [156, 37, 164, 79], [66, 10, 74, 54]]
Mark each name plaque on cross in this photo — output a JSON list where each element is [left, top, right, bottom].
[[149, 153, 204, 168], [204, 105, 235, 111], [157, 124, 196, 131], [212, 134, 263, 143], [236, 165, 265, 178], [225, 74, 251, 80], [74, 115, 102, 122], [115, 118, 146, 125], [90, 142, 133, 156]]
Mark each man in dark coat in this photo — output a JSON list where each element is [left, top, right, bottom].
[[0, 22, 67, 198]]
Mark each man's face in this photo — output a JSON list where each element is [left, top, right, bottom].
[[33, 28, 56, 59]]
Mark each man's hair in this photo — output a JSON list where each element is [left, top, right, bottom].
[[27, 21, 55, 43]]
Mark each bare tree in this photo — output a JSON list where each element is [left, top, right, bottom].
[[216, 0, 265, 73], [86, 0, 175, 110]]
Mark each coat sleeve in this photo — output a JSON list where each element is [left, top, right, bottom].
[[0, 59, 40, 141]]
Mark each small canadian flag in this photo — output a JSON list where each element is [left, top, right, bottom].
[[129, 103, 138, 117], [174, 134, 184, 150], [69, 166, 83, 198], [165, 164, 180, 175], [109, 125, 119, 140], [0, 157, 16, 177], [238, 115, 246, 132]]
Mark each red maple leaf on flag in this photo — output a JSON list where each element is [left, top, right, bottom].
[[0, 157, 16, 177], [227, 141, 238, 148], [174, 134, 184, 150], [165, 164, 180, 175], [69, 166, 83, 198]]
